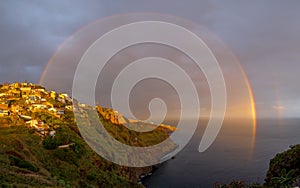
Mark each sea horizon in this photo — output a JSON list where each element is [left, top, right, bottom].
[[143, 118, 300, 187]]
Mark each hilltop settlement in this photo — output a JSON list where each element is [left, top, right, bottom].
[[0, 82, 176, 187], [0, 82, 73, 137], [0, 82, 174, 136]]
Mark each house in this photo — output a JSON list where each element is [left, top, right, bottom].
[[1, 85, 10, 90], [8, 89, 21, 97], [50, 91, 57, 99], [0, 104, 9, 116], [57, 109, 65, 115], [59, 93, 66, 99], [44, 101, 54, 108], [0, 93, 7, 97], [20, 87, 31, 98], [26, 120, 49, 131], [65, 105, 73, 110], [30, 104, 48, 111], [57, 97, 65, 104], [10, 104, 21, 113], [48, 107, 57, 113], [0, 110, 9, 117], [28, 95, 41, 102], [0, 103, 9, 110], [35, 121, 49, 131], [26, 120, 38, 127], [21, 82, 28, 87], [11, 82, 21, 89], [49, 130, 56, 137], [33, 88, 46, 93]]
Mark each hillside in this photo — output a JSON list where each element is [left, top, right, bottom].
[[265, 144, 300, 187], [0, 82, 176, 187]]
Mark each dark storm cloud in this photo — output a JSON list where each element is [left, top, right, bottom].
[[0, 0, 102, 82], [1, 0, 300, 117], [0, 0, 213, 82]]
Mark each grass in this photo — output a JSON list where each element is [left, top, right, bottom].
[[0, 107, 176, 187], [0, 123, 145, 187]]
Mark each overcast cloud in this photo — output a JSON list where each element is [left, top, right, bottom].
[[1, 0, 300, 118]]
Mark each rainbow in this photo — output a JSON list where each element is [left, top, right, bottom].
[[39, 13, 257, 153], [224, 48, 257, 152], [240, 64, 257, 151]]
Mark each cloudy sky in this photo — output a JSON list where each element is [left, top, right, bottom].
[[1, 0, 300, 118]]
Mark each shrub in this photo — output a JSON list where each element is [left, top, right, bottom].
[[43, 136, 57, 149], [9, 155, 38, 172], [265, 144, 300, 187]]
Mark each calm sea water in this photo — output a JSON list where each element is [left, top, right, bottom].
[[143, 118, 300, 188]]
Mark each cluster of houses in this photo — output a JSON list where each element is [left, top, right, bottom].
[[1, 82, 175, 139], [25, 119, 55, 137], [0, 82, 72, 136]]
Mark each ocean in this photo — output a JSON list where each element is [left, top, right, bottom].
[[143, 118, 300, 188]]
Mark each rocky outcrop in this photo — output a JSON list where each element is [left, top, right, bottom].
[[97, 106, 128, 125], [97, 106, 176, 133]]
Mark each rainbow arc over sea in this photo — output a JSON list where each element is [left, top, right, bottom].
[[39, 13, 257, 156]]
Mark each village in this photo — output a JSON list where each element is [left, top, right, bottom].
[[0, 82, 176, 144], [0, 82, 73, 138]]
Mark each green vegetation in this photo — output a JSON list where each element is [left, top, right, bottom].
[[0, 125, 144, 187], [265, 144, 300, 187], [9, 155, 38, 172], [270, 169, 298, 188], [216, 144, 300, 188]]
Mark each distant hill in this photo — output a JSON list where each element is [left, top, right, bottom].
[[0, 82, 176, 187]]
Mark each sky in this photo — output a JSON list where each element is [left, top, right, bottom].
[[1, 0, 300, 118]]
